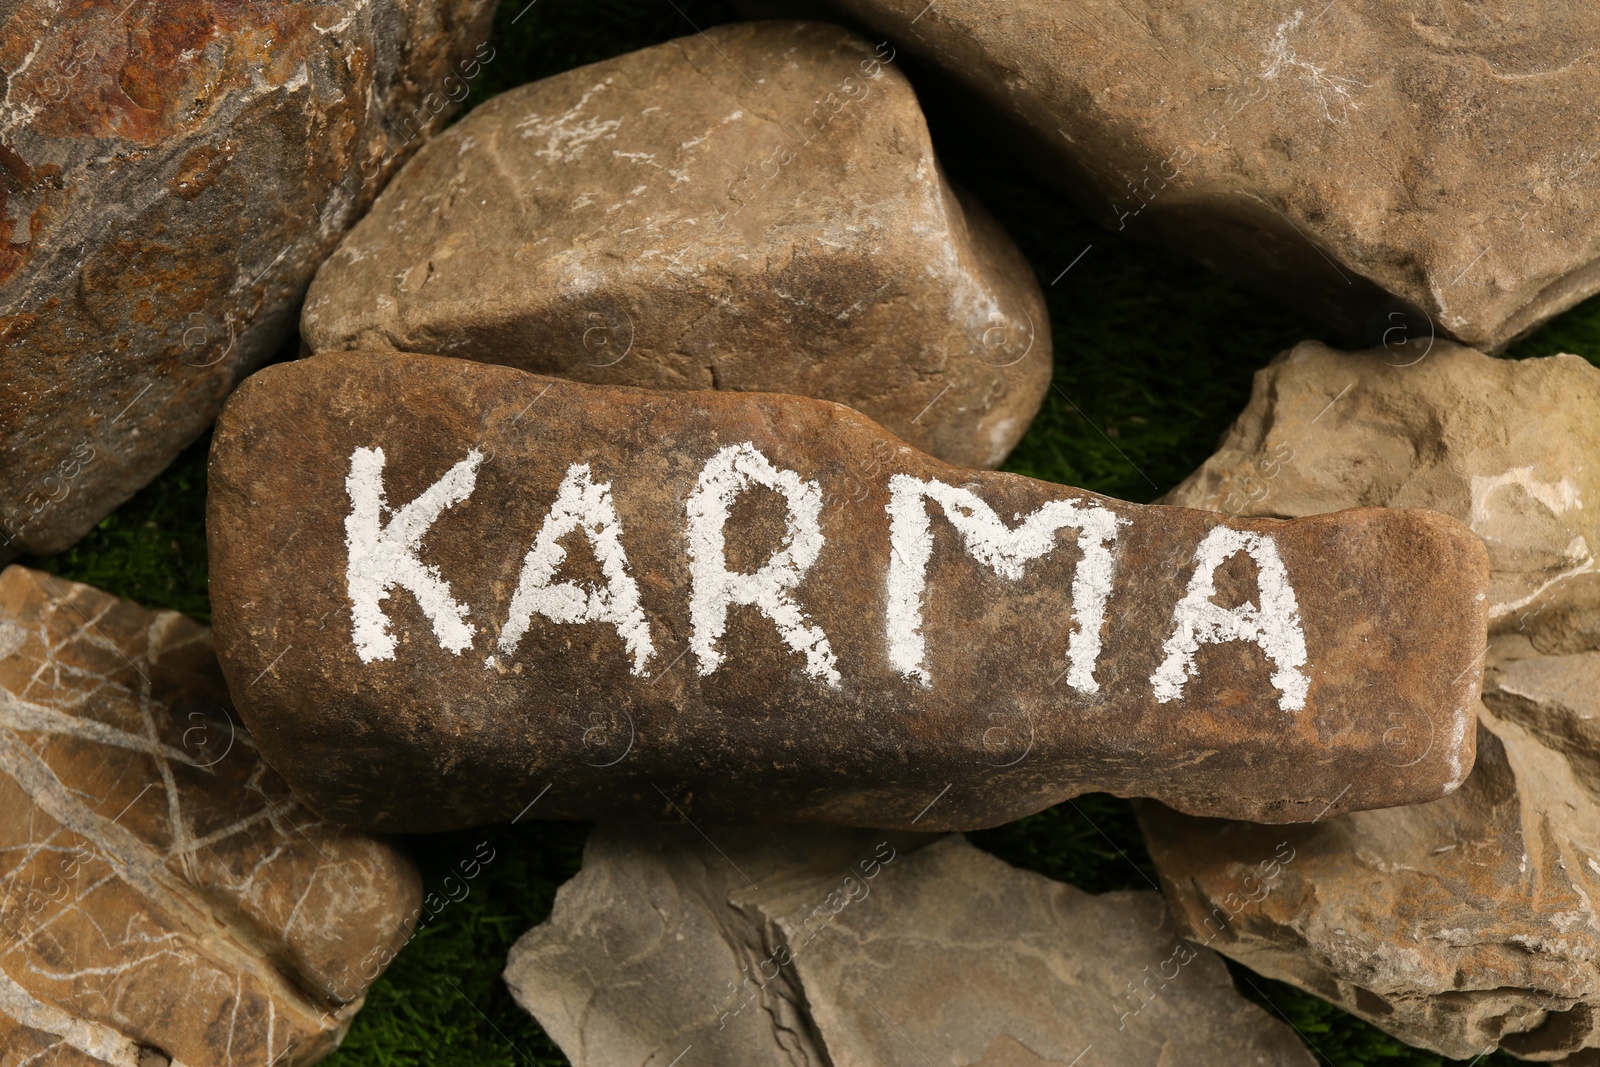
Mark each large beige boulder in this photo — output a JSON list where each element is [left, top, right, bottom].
[[792, 0, 1600, 352], [301, 21, 1051, 470]]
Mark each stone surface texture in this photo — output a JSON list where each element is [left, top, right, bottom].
[[1142, 640, 1600, 1061], [1164, 341, 1600, 651], [505, 824, 1317, 1067], [781, 0, 1600, 352], [300, 21, 1050, 471], [209, 350, 1485, 832], [0, 565, 421, 1067], [1146, 341, 1600, 1060], [0, 0, 497, 563]]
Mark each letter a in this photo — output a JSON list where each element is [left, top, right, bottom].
[[885, 475, 1121, 691], [345, 446, 482, 663], [498, 463, 655, 675], [1150, 526, 1309, 711], [686, 443, 839, 686]]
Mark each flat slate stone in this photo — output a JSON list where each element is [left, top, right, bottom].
[[791, 0, 1600, 352], [300, 21, 1050, 471], [208, 349, 1486, 831], [0, 566, 421, 1067], [504, 824, 1317, 1067], [0, 0, 495, 564]]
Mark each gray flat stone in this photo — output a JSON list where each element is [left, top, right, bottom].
[[505, 825, 1316, 1066]]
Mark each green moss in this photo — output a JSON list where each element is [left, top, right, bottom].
[[327, 821, 588, 1067], [25, 430, 213, 622], [28, 0, 1600, 1064]]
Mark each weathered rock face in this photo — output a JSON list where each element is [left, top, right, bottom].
[[0, 0, 497, 564], [300, 21, 1050, 471], [1147, 343, 1600, 1059], [1164, 341, 1600, 652], [505, 825, 1317, 1067], [0, 566, 421, 1066], [1142, 639, 1600, 1061], [792, 0, 1600, 352], [209, 349, 1485, 832]]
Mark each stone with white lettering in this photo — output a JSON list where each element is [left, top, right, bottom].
[[208, 349, 1487, 831], [1164, 341, 1600, 651], [776, 0, 1600, 352], [504, 825, 1316, 1067], [0, 0, 496, 564], [300, 21, 1050, 471], [0, 565, 420, 1066]]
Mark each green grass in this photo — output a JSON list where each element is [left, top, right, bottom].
[[24, 0, 1600, 1064], [29, 431, 213, 623]]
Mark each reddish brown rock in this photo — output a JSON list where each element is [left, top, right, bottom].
[[0, 0, 496, 564], [505, 825, 1317, 1067], [0, 565, 421, 1066], [793, 0, 1600, 352], [1141, 638, 1600, 1061], [208, 350, 1486, 832], [300, 21, 1050, 471]]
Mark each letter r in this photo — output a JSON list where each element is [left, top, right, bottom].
[[686, 443, 839, 686]]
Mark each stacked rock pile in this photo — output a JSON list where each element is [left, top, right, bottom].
[[3, 3, 1598, 1064]]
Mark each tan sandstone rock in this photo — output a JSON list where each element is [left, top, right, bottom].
[[1146, 341, 1600, 1059], [0, 0, 496, 564], [1164, 340, 1600, 652], [208, 350, 1485, 832], [1142, 640, 1600, 1061], [0, 565, 421, 1066], [300, 21, 1051, 471], [790, 0, 1600, 352], [504, 824, 1317, 1067]]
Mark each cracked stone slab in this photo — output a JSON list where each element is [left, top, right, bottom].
[[0, 565, 421, 1067], [775, 0, 1600, 352], [504, 825, 1317, 1067], [1163, 340, 1600, 652], [209, 349, 1485, 832], [1141, 639, 1600, 1061], [300, 21, 1050, 471], [0, 0, 496, 564]]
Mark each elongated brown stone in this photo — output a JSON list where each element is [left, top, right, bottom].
[[208, 350, 1487, 832]]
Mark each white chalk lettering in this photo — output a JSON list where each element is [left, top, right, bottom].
[[346, 446, 483, 663], [1150, 526, 1309, 711], [885, 476, 1121, 690], [497, 463, 655, 675], [686, 442, 839, 686]]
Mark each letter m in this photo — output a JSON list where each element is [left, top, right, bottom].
[[885, 475, 1121, 691], [345, 446, 483, 663]]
